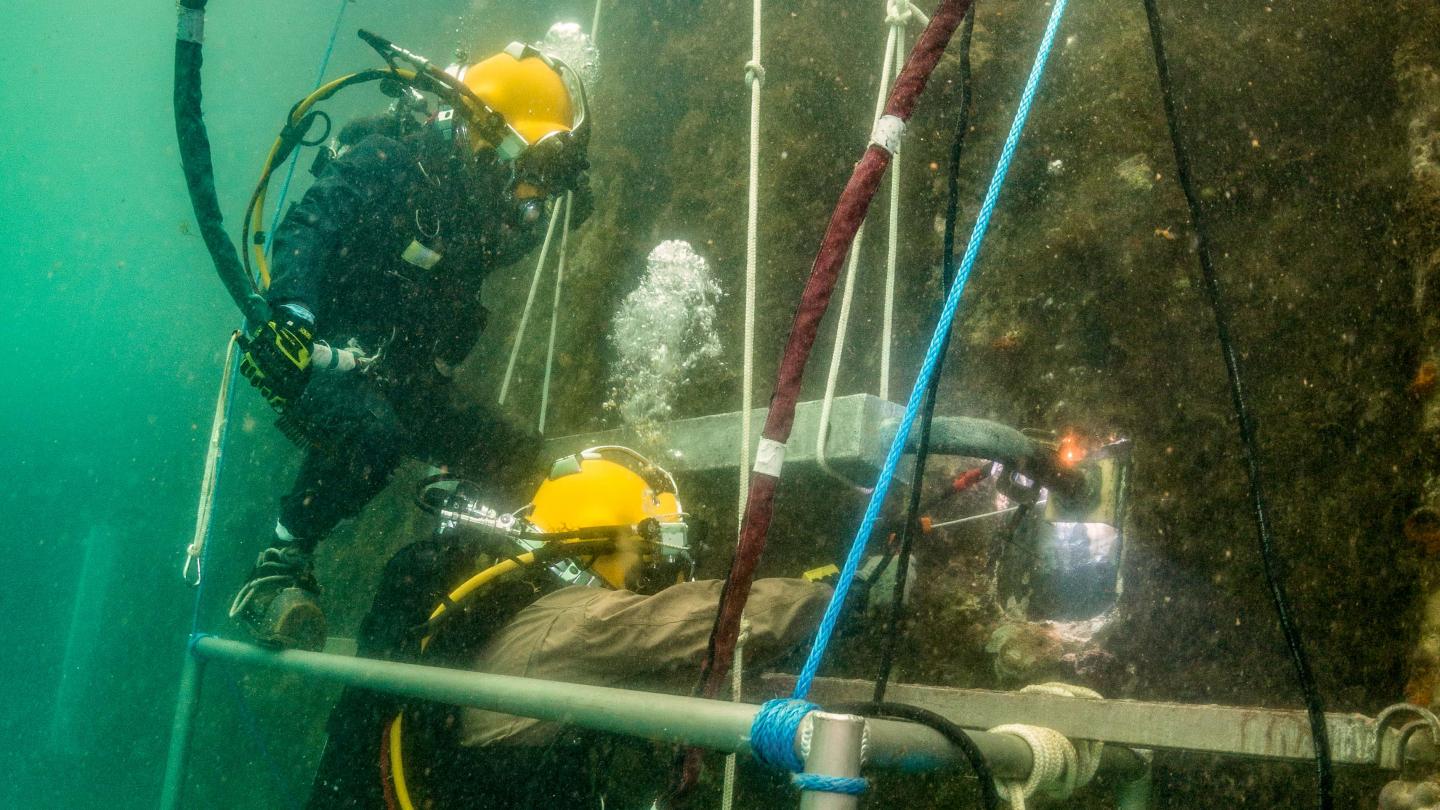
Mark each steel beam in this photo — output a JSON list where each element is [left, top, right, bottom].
[[543, 394, 900, 480], [765, 674, 1422, 769], [159, 648, 206, 810], [542, 394, 1048, 484], [184, 637, 1145, 782]]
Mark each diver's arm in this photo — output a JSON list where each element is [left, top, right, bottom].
[[545, 578, 831, 685]]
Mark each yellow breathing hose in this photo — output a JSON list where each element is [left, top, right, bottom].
[[387, 537, 616, 810], [247, 69, 421, 290]]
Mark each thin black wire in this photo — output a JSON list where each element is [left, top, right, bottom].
[[872, 2, 977, 706], [833, 701, 1000, 810], [1140, 1, 1333, 806]]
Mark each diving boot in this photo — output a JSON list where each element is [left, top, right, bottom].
[[229, 543, 328, 651]]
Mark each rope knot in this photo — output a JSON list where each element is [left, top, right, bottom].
[[744, 59, 766, 87], [885, 0, 913, 27], [750, 700, 872, 796], [750, 698, 815, 772], [987, 683, 1106, 809]]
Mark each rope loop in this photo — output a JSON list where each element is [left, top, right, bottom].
[[885, 0, 912, 27], [988, 683, 1105, 809], [744, 59, 766, 87], [750, 698, 816, 772]]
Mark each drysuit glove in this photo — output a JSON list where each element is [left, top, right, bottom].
[[239, 303, 316, 411], [808, 554, 917, 631]]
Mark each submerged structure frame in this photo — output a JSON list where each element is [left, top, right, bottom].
[[161, 636, 1153, 809], [161, 635, 1434, 809]]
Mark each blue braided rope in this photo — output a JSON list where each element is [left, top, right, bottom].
[[792, 773, 869, 794], [792, 0, 1072, 701], [749, 698, 818, 772], [263, 0, 350, 253]]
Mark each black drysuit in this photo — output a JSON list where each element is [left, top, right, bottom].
[[266, 129, 554, 545]]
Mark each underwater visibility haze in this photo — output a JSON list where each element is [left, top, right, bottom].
[[4, 0, 1440, 807]]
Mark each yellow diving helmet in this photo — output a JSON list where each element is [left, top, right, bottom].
[[527, 446, 692, 591], [444, 42, 590, 192]]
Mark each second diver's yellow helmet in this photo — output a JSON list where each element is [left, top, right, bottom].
[[528, 446, 692, 592]]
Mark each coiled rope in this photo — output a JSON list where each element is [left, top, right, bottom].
[[987, 683, 1104, 809]]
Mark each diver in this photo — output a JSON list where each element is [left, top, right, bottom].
[[229, 40, 594, 651], [304, 447, 870, 810]]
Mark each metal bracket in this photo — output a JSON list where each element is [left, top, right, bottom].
[[1375, 703, 1440, 771]]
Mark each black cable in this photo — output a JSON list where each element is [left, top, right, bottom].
[[832, 701, 999, 810], [1140, 1, 1333, 807], [172, 0, 268, 325], [872, 2, 977, 705]]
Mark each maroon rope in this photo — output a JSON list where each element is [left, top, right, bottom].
[[667, 0, 975, 801]]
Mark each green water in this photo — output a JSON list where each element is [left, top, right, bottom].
[[2, 0, 1428, 806]]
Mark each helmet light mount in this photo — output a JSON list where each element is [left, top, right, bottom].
[[421, 446, 693, 592], [357, 28, 590, 192]]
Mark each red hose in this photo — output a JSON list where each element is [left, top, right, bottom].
[[669, 0, 977, 801]]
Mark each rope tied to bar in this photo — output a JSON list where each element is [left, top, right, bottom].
[[987, 683, 1104, 809], [749, 699, 870, 795]]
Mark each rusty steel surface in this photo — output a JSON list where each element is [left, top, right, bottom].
[[762, 674, 1429, 768]]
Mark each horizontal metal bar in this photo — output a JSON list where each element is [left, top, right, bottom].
[[543, 394, 900, 480], [190, 636, 1144, 781], [543, 394, 1052, 486], [765, 674, 1422, 769]]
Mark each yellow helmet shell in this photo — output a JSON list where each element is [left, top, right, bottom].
[[529, 454, 683, 590], [460, 49, 575, 146]]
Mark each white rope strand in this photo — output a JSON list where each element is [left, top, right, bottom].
[[184, 333, 239, 585], [538, 192, 573, 433], [725, 0, 764, 801], [738, 0, 763, 519], [721, 616, 753, 810], [815, 5, 903, 487], [879, 15, 906, 401], [498, 200, 563, 405]]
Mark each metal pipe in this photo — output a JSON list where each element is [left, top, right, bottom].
[[188, 637, 1141, 782], [799, 712, 866, 810], [159, 646, 207, 810], [1114, 761, 1154, 810], [897, 415, 1037, 466]]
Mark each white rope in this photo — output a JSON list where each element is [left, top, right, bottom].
[[184, 332, 239, 585], [591, 0, 604, 44], [738, 0, 763, 522], [988, 683, 1105, 808], [498, 200, 563, 405], [721, 615, 752, 810], [816, 0, 911, 487], [725, 0, 764, 801], [880, 13, 905, 401], [538, 191, 573, 433]]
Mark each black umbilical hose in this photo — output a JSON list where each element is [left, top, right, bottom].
[[1140, 1, 1333, 806], [872, 3, 977, 706], [834, 701, 1000, 810], [173, 0, 268, 325]]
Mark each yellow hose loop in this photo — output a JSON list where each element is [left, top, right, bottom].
[[419, 537, 616, 652], [391, 535, 615, 809], [388, 714, 416, 810], [247, 69, 423, 290]]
